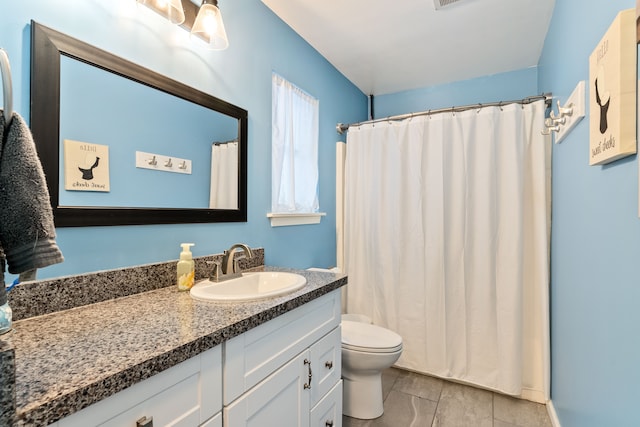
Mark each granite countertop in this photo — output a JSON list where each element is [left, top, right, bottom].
[[5, 266, 347, 426]]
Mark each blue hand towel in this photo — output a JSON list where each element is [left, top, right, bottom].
[[0, 111, 64, 274]]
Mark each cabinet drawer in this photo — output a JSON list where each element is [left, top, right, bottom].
[[310, 380, 342, 427], [310, 327, 341, 407], [57, 346, 222, 427], [224, 290, 341, 404]]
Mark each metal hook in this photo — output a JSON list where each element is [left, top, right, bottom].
[[164, 158, 173, 168], [477, 103, 482, 113], [178, 161, 187, 170], [148, 156, 157, 166]]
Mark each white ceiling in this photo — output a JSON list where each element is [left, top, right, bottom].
[[261, 0, 556, 96]]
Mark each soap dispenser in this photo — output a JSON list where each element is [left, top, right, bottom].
[[177, 243, 195, 291]]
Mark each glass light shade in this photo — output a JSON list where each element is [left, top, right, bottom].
[[137, 0, 185, 25], [191, 3, 229, 50]]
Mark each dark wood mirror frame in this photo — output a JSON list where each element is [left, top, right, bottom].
[[30, 21, 248, 227]]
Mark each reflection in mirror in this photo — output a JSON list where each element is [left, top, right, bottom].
[[59, 56, 239, 209], [30, 21, 247, 226]]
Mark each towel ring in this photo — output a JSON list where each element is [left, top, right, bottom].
[[0, 48, 13, 128]]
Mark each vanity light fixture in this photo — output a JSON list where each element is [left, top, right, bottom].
[[136, 0, 186, 24], [137, 0, 229, 50], [190, 0, 229, 50]]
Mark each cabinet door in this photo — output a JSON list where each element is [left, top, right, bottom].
[[225, 352, 311, 427], [224, 290, 340, 404], [309, 327, 341, 407], [310, 380, 342, 427], [201, 412, 222, 427]]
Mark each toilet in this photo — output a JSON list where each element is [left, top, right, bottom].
[[341, 315, 403, 419]]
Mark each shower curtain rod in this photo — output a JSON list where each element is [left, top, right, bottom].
[[336, 93, 552, 134]]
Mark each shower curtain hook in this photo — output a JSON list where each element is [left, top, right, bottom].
[[477, 103, 482, 113]]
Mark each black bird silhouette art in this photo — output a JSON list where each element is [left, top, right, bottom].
[[594, 77, 610, 134], [79, 157, 100, 180]]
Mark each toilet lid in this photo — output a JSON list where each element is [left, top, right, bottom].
[[342, 320, 403, 353]]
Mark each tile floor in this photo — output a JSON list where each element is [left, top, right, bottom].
[[343, 368, 553, 427]]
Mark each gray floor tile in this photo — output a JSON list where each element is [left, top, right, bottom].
[[344, 368, 553, 427], [382, 368, 400, 401], [393, 370, 443, 402], [343, 415, 372, 427], [370, 390, 437, 427], [432, 382, 493, 427], [493, 393, 552, 427]]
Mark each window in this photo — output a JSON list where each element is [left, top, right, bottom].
[[270, 73, 324, 226]]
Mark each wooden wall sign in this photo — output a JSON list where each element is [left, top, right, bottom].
[[589, 8, 636, 165]]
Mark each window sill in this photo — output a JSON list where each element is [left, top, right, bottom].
[[267, 212, 326, 227]]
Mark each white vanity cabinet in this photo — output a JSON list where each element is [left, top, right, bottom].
[[44, 289, 343, 427], [223, 290, 342, 427], [51, 346, 222, 427]]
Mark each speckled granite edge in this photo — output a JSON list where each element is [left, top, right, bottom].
[[8, 248, 265, 321], [0, 339, 15, 426], [14, 337, 224, 427], [14, 271, 347, 426]]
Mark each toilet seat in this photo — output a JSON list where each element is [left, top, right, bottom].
[[342, 320, 403, 353]]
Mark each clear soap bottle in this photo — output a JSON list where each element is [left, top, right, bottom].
[[177, 243, 195, 291]]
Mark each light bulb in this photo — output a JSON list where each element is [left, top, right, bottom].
[[191, 2, 228, 50]]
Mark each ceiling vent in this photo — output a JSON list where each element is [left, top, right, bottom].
[[433, 0, 464, 10]]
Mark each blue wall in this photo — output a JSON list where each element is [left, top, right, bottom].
[[539, 1, 640, 426], [0, 0, 367, 279], [374, 67, 539, 118]]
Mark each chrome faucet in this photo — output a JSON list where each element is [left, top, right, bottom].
[[222, 243, 253, 274], [210, 243, 253, 282]]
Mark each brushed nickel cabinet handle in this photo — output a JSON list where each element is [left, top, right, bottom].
[[136, 416, 153, 427], [304, 358, 313, 389]]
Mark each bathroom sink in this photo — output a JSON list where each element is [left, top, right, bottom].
[[190, 271, 307, 302]]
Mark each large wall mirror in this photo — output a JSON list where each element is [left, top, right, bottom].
[[30, 21, 248, 226]]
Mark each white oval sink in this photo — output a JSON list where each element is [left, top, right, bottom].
[[190, 272, 307, 302]]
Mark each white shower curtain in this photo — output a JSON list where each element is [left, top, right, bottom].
[[209, 141, 238, 209], [343, 100, 550, 402]]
